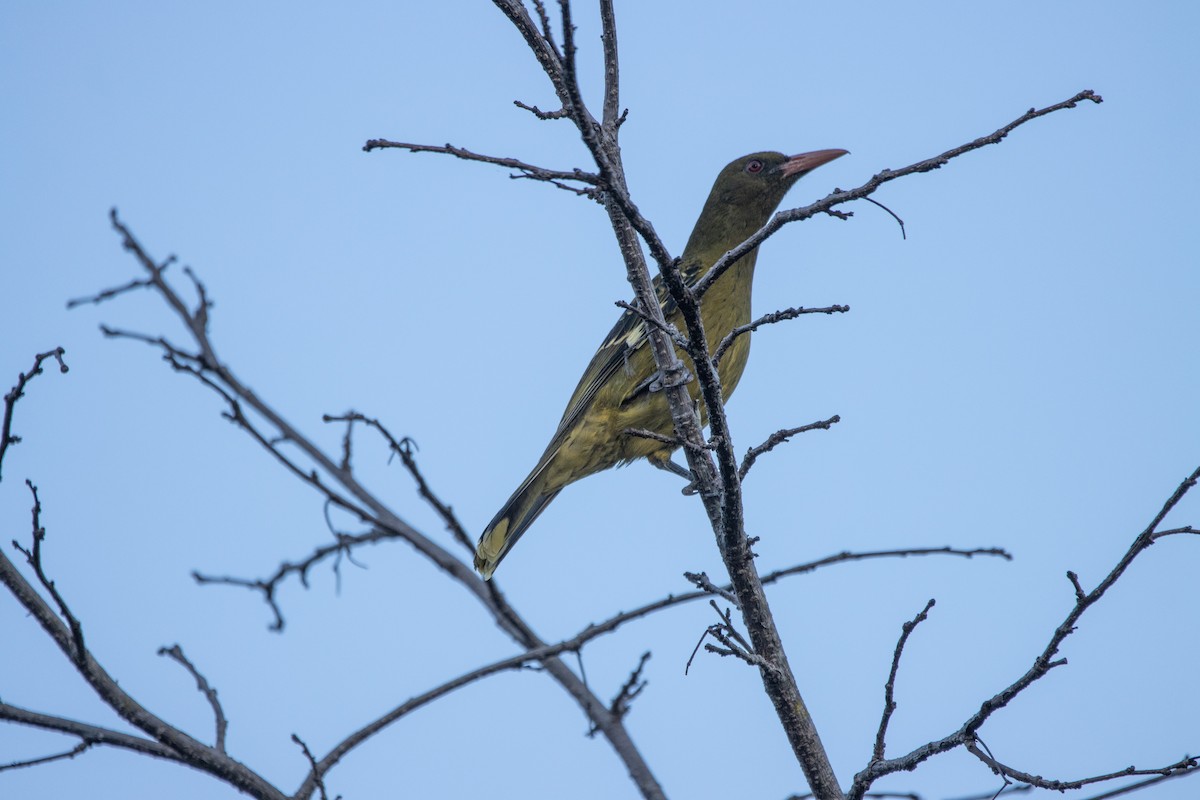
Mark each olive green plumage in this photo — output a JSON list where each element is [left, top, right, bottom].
[[474, 148, 847, 579]]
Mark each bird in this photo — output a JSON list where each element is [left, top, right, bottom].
[[474, 148, 847, 579]]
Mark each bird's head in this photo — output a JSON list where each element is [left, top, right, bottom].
[[685, 149, 847, 258], [712, 149, 848, 216], [681, 148, 849, 275]]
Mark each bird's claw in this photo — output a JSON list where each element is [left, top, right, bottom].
[[644, 365, 693, 394], [649, 454, 698, 493]]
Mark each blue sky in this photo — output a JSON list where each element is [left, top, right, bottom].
[[2, 2, 1198, 799]]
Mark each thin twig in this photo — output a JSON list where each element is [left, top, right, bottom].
[[588, 650, 651, 736], [1076, 767, 1200, 800], [361, 140, 599, 191], [323, 413, 473, 552], [292, 734, 334, 800], [66, 276, 157, 308], [765, 547, 1013, 586], [12, 482, 86, 662], [683, 571, 739, 606], [192, 527, 401, 631], [0, 740, 94, 772], [0, 702, 184, 764], [609, 651, 650, 722], [739, 416, 842, 480], [1, 348, 69, 482], [697, 601, 779, 672], [872, 600, 936, 762], [966, 739, 1198, 793], [513, 99, 569, 120], [713, 305, 849, 367], [529, 0, 560, 60], [158, 644, 228, 752]]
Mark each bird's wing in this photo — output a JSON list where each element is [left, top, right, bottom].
[[549, 262, 705, 447], [553, 302, 649, 433]]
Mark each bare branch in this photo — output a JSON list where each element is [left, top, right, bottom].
[[966, 738, 1198, 793], [66, 274, 158, 308], [0, 505, 287, 799], [90, 213, 670, 799], [50, 12, 1136, 800], [850, 464, 1199, 800], [292, 734, 336, 800], [509, 171, 600, 198], [1, 348, 69, 482], [101, 324, 391, 538], [513, 99, 569, 120], [309, 536, 986, 780], [316, 537, 972, 773], [101, 212, 476, 574], [872, 600, 936, 762], [1076, 767, 1200, 800], [529, 0, 561, 60], [323, 413, 473, 552], [192, 527, 400, 631], [79, 203, 1027, 796], [739, 416, 842, 480], [1151, 525, 1199, 540], [695, 90, 1104, 299], [598, 0, 621, 137], [0, 702, 185, 766], [769, 548, 1013, 586], [0, 740, 94, 773], [305, 598, 679, 790], [712, 305, 849, 368], [697, 601, 779, 673], [12, 482, 86, 662], [588, 650, 651, 737], [360, 140, 599, 191], [609, 651, 650, 722], [683, 570, 739, 606], [158, 644, 228, 752]]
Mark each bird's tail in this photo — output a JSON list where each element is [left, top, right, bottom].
[[474, 467, 561, 580]]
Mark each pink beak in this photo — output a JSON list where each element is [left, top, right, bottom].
[[780, 148, 849, 178]]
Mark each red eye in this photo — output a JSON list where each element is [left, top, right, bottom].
[[745, 159, 764, 174]]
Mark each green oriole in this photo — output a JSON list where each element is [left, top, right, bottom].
[[475, 149, 847, 579]]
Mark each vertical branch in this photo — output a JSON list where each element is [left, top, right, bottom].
[[598, 0, 621, 138], [491, 3, 844, 798]]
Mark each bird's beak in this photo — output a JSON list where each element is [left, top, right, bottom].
[[780, 148, 849, 178]]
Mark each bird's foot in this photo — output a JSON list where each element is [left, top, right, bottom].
[[638, 365, 693, 395], [649, 455, 698, 494]]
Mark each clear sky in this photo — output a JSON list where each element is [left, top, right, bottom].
[[2, 3, 1197, 799]]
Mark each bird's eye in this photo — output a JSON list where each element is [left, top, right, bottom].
[[744, 159, 765, 174]]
